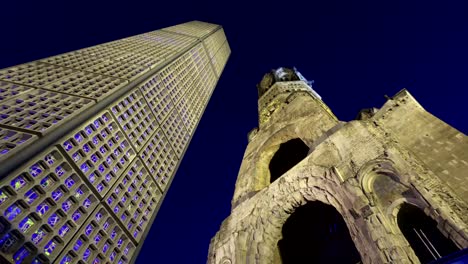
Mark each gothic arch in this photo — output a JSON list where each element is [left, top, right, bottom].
[[242, 171, 379, 264], [254, 125, 309, 190]]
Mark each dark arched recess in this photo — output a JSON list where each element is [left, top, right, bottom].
[[269, 138, 309, 183], [278, 201, 361, 264], [397, 203, 460, 263]]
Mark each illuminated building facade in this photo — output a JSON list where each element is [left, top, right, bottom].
[[0, 21, 230, 264], [208, 68, 467, 264]]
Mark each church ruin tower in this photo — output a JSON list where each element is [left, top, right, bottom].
[[207, 67, 468, 264]]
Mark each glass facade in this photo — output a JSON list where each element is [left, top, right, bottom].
[[0, 20, 230, 263]]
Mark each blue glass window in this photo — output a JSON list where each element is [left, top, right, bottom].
[[113, 205, 120, 214], [98, 164, 105, 173], [83, 143, 91, 153], [62, 199, 73, 212], [0, 189, 8, 205], [75, 188, 84, 198], [95, 212, 103, 222], [31, 228, 46, 245], [72, 152, 82, 162], [5, 204, 21, 221], [94, 233, 101, 244], [85, 224, 94, 236], [55, 166, 66, 177], [45, 154, 56, 165], [24, 188, 39, 204], [107, 196, 113, 205], [105, 174, 112, 183], [101, 114, 109, 122], [92, 136, 99, 145], [11, 175, 27, 191], [83, 248, 91, 261], [99, 146, 107, 154], [36, 202, 50, 217], [110, 229, 117, 239], [74, 132, 84, 143], [93, 119, 101, 129], [58, 223, 70, 237], [83, 198, 92, 209], [103, 221, 110, 230], [44, 239, 57, 256], [102, 242, 110, 253], [51, 189, 63, 202], [121, 214, 127, 221], [96, 183, 104, 193], [80, 162, 90, 173], [29, 163, 44, 178], [18, 217, 34, 233], [60, 254, 72, 264], [90, 154, 99, 163], [73, 238, 83, 251], [64, 177, 75, 189], [85, 126, 93, 135], [13, 246, 30, 263], [40, 176, 54, 190], [117, 238, 123, 248], [133, 230, 139, 238], [110, 251, 116, 261], [48, 213, 60, 227], [89, 173, 97, 184], [72, 211, 81, 222], [63, 141, 73, 151]]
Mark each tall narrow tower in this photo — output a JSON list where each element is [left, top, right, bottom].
[[208, 68, 467, 264], [0, 21, 230, 264]]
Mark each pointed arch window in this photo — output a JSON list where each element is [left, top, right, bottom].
[[268, 138, 309, 183]]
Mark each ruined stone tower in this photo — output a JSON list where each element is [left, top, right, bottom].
[[207, 67, 468, 264]]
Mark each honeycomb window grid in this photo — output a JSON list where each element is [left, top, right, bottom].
[[139, 129, 178, 191], [0, 127, 37, 162], [55, 205, 135, 264], [44, 71, 128, 101], [0, 81, 34, 103], [41, 52, 108, 72], [0, 148, 99, 263], [203, 28, 227, 59], [0, 89, 94, 135], [59, 111, 136, 199], [163, 21, 219, 38], [161, 109, 190, 158], [87, 60, 149, 82], [138, 74, 175, 123], [104, 158, 162, 243], [0, 62, 78, 90], [76, 46, 129, 61], [110, 89, 158, 152]]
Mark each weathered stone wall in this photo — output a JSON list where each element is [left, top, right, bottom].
[[373, 89, 468, 203], [209, 89, 468, 264], [232, 93, 339, 207]]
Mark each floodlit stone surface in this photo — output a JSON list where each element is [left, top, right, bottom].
[[208, 68, 467, 264]]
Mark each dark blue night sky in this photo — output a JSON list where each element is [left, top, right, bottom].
[[1, 1, 467, 263]]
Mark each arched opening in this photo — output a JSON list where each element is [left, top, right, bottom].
[[269, 138, 309, 183], [397, 203, 460, 263], [278, 201, 361, 264]]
